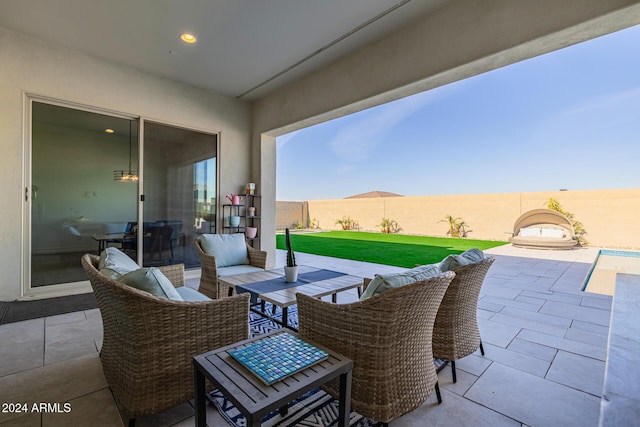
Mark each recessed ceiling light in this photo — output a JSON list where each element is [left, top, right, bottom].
[[105, 128, 115, 133], [180, 33, 196, 43]]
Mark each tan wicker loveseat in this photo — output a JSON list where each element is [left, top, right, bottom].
[[296, 271, 455, 425], [194, 233, 267, 299], [81, 253, 250, 424]]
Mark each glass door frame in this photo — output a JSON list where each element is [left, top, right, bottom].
[[138, 118, 220, 268], [23, 95, 140, 298], [22, 95, 221, 299]]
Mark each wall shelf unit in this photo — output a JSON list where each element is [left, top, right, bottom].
[[222, 194, 261, 248]]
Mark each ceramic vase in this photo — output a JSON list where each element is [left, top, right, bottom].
[[284, 266, 298, 283], [229, 216, 241, 227], [245, 227, 258, 238]]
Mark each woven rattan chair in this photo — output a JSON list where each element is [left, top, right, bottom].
[[433, 257, 495, 383], [81, 254, 250, 426], [194, 236, 267, 299], [297, 271, 455, 426]]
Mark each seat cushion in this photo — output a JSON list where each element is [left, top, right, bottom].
[[541, 228, 565, 238], [200, 234, 249, 267], [439, 248, 485, 272], [361, 249, 485, 299], [359, 273, 414, 300], [176, 286, 211, 302], [218, 264, 265, 277], [99, 247, 139, 279], [118, 267, 183, 301], [360, 263, 442, 300], [520, 227, 541, 237]]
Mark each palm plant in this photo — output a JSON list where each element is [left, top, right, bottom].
[[335, 216, 358, 230], [546, 198, 588, 245], [439, 215, 472, 238], [378, 218, 402, 234]]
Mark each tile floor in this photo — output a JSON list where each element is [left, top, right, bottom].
[[0, 245, 613, 426]]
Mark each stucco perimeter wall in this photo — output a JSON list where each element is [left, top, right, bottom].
[[293, 189, 640, 249], [276, 201, 309, 230]]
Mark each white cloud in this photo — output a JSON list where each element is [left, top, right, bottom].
[[328, 89, 443, 170], [276, 130, 302, 151]]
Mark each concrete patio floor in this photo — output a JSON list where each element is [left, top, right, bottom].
[[0, 244, 612, 426]]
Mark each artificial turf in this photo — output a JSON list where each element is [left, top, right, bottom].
[[275, 231, 508, 268]]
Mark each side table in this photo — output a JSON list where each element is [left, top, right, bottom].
[[193, 330, 353, 427]]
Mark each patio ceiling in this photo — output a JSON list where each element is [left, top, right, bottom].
[[0, 0, 448, 100]]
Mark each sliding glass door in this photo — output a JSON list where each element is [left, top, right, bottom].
[[30, 101, 138, 288], [27, 99, 218, 295], [141, 121, 217, 269]]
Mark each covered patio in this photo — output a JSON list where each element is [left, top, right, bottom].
[[0, 245, 612, 426]]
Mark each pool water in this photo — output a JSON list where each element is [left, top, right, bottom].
[[582, 250, 640, 296]]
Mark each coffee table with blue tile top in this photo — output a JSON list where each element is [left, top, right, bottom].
[[193, 329, 353, 427]]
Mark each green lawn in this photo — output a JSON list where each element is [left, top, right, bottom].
[[275, 231, 508, 268]]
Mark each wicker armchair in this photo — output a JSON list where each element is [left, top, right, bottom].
[[432, 257, 495, 382], [81, 254, 250, 424], [194, 236, 267, 299], [296, 271, 455, 425]]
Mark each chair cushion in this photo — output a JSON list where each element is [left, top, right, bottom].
[[541, 228, 565, 238], [175, 286, 211, 302], [360, 248, 485, 299], [99, 247, 139, 279], [360, 263, 442, 300], [218, 264, 265, 277], [118, 267, 183, 301], [407, 263, 442, 281], [520, 227, 541, 237], [200, 234, 249, 267], [439, 248, 485, 272]]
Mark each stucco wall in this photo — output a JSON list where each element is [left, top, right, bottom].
[[288, 189, 640, 249], [276, 201, 309, 230], [0, 28, 251, 300]]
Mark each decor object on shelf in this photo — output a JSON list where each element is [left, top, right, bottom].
[[113, 120, 139, 182], [284, 228, 298, 282], [229, 216, 241, 228], [247, 207, 256, 217], [245, 182, 255, 195], [226, 193, 242, 205], [245, 226, 258, 239]]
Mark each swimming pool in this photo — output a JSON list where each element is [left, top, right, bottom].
[[582, 249, 640, 295]]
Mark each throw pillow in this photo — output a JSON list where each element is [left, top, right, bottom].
[[359, 272, 416, 300], [541, 228, 564, 238], [118, 267, 183, 301], [520, 227, 541, 237], [439, 248, 486, 272], [460, 248, 485, 263], [438, 254, 466, 272], [408, 263, 442, 281], [99, 247, 139, 280], [200, 233, 249, 267]]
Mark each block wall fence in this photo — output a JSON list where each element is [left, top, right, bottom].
[[276, 188, 640, 249]]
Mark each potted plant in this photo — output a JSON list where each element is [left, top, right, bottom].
[[284, 228, 298, 282]]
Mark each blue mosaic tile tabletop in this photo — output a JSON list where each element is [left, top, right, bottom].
[[229, 332, 329, 385]]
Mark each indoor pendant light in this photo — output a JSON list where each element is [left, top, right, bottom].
[[113, 120, 138, 182]]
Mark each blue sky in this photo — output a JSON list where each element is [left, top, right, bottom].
[[276, 25, 640, 201]]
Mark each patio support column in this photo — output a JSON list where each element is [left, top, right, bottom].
[[258, 133, 277, 268]]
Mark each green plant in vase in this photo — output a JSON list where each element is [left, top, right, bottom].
[[284, 228, 298, 282]]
